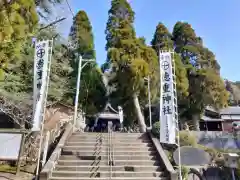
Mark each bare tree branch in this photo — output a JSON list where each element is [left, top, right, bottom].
[[39, 17, 66, 31]]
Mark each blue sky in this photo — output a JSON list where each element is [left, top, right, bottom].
[[57, 0, 240, 81]]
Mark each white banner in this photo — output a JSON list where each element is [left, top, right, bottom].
[[159, 52, 176, 144], [32, 41, 50, 131]]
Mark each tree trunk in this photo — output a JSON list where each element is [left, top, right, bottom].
[[132, 93, 146, 133], [192, 114, 200, 131]]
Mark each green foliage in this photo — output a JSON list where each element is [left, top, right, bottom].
[[181, 166, 190, 180], [152, 121, 160, 138], [69, 10, 95, 58], [151, 22, 189, 122], [105, 0, 158, 128], [0, 25, 73, 108], [151, 22, 173, 53], [67, 10, 107, 115], [179, 131, 197, 147], [226, 80, 240, 106], [0, 0, 39, 78], [105, 0, 135, 50], [172, 22, 229, 128]]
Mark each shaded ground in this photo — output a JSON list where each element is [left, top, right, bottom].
[[0, 172, 33, 180], [0, 164, 35, 180]]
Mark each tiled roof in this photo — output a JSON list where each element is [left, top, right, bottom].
[[220, 106, 240, 115], [201, 115, 223, 122], [205, 106, 219, 113]]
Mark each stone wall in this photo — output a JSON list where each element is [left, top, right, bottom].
[[187, 131, 240, 150]]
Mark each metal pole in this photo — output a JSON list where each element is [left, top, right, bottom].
[[177, 130, 182, 180], [73, 55, 83, 131], [232, 168, 236, 180], [147, 75, 152, 129], [16, 133, 25, 175], [159, 49, 163, 141], [171, 50, 182, 180]]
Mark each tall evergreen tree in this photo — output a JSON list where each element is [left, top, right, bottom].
[[0, 0, 39, 79], [172, 22, 228, 129], [105, 0, 158, 132], [151, 22, 189, 124], [68, 10, 107, 115]]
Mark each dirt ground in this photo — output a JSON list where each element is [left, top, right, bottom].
[[0, 164, 35, 180], [0, 172, 33, 180]]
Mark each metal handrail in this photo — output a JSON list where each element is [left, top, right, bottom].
[[90, 133, 102, 178], [110, 127, 113, 179], [108, 128, 110, 166], [111, 128, 114, 166], [107, 123, 113, 179]]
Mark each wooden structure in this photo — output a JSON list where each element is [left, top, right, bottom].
[[94, 103, 123, 131], [200, 106, 240, 132]]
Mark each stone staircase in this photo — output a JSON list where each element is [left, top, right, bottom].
[[46, 132, 170, 180]]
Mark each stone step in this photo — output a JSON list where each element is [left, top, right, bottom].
[[72, 133, 146, 137], [61, 150, 158, 156], [49, 177, 169, 180], [70, 134, 149, 139], [59, 155, 158, 161], [68, 137, 151, 143], [63, 146, 155, 152], [57, 159, 161, 166], [51, 171, 166, 178], [65, 141, 152, 146], [55, 165, 163, 172], [65, 142, 153, 147]]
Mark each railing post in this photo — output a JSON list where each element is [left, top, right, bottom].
[[42, 131, 50, 166]]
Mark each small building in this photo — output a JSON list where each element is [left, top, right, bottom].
[[92, 103, 122, 132], [199, 106, 223, 131], [200, 106, 240, 132], [220, 106, 240, 131]]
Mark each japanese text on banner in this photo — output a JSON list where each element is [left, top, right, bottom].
[[159, 52, 176, 144]]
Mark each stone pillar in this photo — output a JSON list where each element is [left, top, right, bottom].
[[108, 121, 113, 132]]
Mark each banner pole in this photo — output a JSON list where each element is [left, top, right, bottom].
[[34, 40, 53, 177], [172, 51, 182, 180]]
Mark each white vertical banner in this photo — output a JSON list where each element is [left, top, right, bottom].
[[32, 40, 50, 131], [159, 51, 176, 144]]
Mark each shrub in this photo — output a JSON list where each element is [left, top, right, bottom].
[[181, 166, 190, 180], [164, 150, 174, 163], [197, 144, 220, 161], [152, 121, 160, 138], [179, 131, 197, 147]]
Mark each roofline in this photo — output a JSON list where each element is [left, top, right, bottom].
[[220, 113, 240, 115]]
